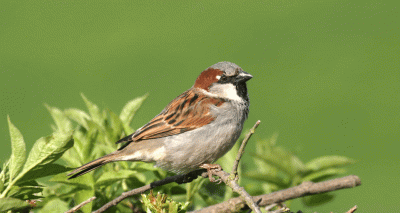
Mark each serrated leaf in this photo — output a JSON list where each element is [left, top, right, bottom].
[[1, 131, 74, 198], [64, 108, 90, 129], [120, 93, 148, 134], [23, 131, 73, 174], [95, 170, 138, 187], [7, 116, 26, 182], [38, 198, 69, 213], [45, 104, 73, 133], [301, 168, 346, 182], [16, 164, 72, 184], [305, 156, 354, 172], [81, 93, 103, 125], [0, 197, 30, 211]]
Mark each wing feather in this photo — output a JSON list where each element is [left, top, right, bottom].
[[116, 89, 225, 149]]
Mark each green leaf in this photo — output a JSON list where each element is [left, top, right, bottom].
[[7, 116, 26, 182], [95, 170, 138, 187], [0, 160, 9, 185], [301, 168, 346, 182], [45, 104, 73, 133], [253, 153, 295, 177], [0, 179, 4, 192], [61, 145, 83, 168], [49, 173, 92, 190], [245, 171, 290, 188], [16, 164, 72, 184], [119, 93, 148, 133], [23, 131, 74, 174], [7, 180, 43, 200], [1, 131, 73, 198], [81, 93, 103, 125], [75, 188, 94, 213], [0, 197, 30, 212], [64, 108, 90, 129], [305, 156, 355, 172], [107, 109, 124, 141], [302, 193, 335, 206], [38, 198, 69, 213]]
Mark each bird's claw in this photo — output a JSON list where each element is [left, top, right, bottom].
[[200, 164, 223, 183]]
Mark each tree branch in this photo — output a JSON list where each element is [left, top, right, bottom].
[[232, 120, 261, 176], [65, 196, 96, 213], [190, 175, 361, 213], [346, 205, 358, 213], [207, 168, 262, 213]]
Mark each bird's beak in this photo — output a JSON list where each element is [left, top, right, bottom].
[[236, 71, 253, 82]]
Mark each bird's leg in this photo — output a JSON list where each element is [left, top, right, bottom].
[[199, 163, 222, 184]]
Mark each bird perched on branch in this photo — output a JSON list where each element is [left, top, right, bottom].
[[67, 61, 252, 181]]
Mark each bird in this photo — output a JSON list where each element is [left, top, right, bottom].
[[67, 61, 252, 181]]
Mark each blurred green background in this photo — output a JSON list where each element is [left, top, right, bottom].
[[1, 0, 398, 212]]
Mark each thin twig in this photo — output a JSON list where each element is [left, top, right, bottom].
[[65, 196, 96, 213], [190, 175, 361, 213], [207, 168, 262, 213], [267, 207, 289, 213], [346, 205, 358, 213], [232, 120, 261, 176], [264, 203, 277, 211], [91, 169, 207, 213], [211, 120, 263, 213]]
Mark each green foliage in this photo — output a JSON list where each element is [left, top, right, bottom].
[[0, 94, 356, 212], [141, 191, 189, 213], [0, 116, 73, 212], [245, 133, 354, 207], [44, 93, 152, 213], [0, 197, 30, 212]]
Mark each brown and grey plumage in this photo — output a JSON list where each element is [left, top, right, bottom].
[[67, 61, 252, 179]]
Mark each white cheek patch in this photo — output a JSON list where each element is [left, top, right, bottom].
[[223, 84, 242, 101], [207, 83, 242, 102], [216, 75, 221, 80]]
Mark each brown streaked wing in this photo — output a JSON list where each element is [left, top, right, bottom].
[[131, 89, 225, 141]]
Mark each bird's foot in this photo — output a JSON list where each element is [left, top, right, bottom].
[[199, 163, 222, 184]]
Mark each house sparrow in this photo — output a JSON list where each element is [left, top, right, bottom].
[[67, 61, 252, 181]]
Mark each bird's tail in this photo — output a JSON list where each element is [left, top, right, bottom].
[[67, 152, 121, 179]]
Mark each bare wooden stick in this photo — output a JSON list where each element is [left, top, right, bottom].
[[207, 168, 262, 213], [231, 120, 261, 176], [264, 203, 277, 211], [346, 205, 358, 213], [65, 196, 96, 213], [211, 120, 263, 213], [190, 175, 361, 213]]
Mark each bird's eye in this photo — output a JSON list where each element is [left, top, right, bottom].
[[220, 75, 227, 81]]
